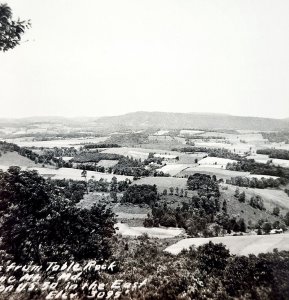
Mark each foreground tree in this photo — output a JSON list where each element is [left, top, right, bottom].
[[197, 241, 230, 276], [0, 3, 31, 51], [0, 167, 116, 263]]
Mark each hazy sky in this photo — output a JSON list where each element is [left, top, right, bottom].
[[1, 0, 289, 119]]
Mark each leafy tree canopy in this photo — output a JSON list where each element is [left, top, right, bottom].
[[0, 166, 116, 263], [0, 3, 30, 51]]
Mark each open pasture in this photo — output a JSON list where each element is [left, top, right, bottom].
[[76, 192, 111, 209], [102, 147, 183, 160], [134, 176, 187, 192], [198, 156, 237, 168], [194, 141, 254, 154], [177, 152, 207, 164], [2, 136, 109, 149], [0, 151, 38, 168], [116, 223, 184, 239], [153, 130, 170, 136], [219, 185, 282, 224], [165, 233, 289, 255], [270, 159, 289, 168], [113, 203, 150, 220], [222, 183, 289, 212], [97, 159, 119, 168], [266, 142, 289, 151], [157, 164, 192, 176], [247, 153, 270, 163], [247, 153, 289, 168], [180, 130, 204, 136], [148, 135, 174, 142], [201, 131, 266, 144], [1, 166, 133, 182], [177, 166, 250, 180]]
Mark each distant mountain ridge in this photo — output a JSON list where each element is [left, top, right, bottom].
[[0, 112, 289, 131], [95, 111, 289, 131]]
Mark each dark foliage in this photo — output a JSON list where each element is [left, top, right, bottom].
[[0, 3, 30, 51], [227, 159, 289, 180], [187, 173, 220, 199], [83, 143, 121, 149], [0, 167, 116, 263], [121, 184, 159, 205], [172, 146, 241, 160], [261, 131, 289, 144], [106, 132, 149, 145], [249, 195, 265, 210], [257, 148, 289, 160], [228, 175, 284, 188], [73, 152, 122, 163]]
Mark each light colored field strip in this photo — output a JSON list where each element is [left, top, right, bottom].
[[164, 233, 289, 256], [116, 223, 184, 238]]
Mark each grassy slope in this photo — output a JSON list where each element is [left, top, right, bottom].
[[221, 183, 289, 218], [134, 176, 187, 193], [165, 233, 289, 255], [0, 151, 37, 168]]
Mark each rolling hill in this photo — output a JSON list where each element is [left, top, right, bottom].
[[95, 111, 289, 131], [1, 112, 289, 131]]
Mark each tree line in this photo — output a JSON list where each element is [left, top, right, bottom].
[[257, 148, 289, 160]]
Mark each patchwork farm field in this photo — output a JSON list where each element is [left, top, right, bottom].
[[2, 136, 109, 148], [177, 166, 251, 180], [198, 156, 237, 168], [97, 159, 119, 168], [0, 165, 133, 182], [194, 141, 254, 154], [200, 131, 266, 143], [247, 153, 289, 168], [153, 130, 170, 135], [165, 233, 289, 255], [101, 147, 180, 159], [116, 223, 184, 239], [157, 164, 193, 176], [148, 135, 174, 142], [180, 130, 204, 135], [134, 176, 187, 192], [177, 152, 207, 164], [35, 167, 133, 181]]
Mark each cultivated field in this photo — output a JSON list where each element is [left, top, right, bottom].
[[157, 164, 192, 176], [247, 153, 270, 163], [148, 135, 174, 142], [194, 141, 254, 154], [153, 130, 170, 136], [134, 176, 188, 192], [97, 159, 119, 168], [177, 152, 207, 164], [2, 136, 109, 148], [116, 223, 184, 238], [165, 233, 289, 255], [180, 130, 204, 135], [102, 147, 182, 160], [198, 156, 237, 168], [177, 166, 251, 180], [0, 166, 133, 182], [247, 153, 289, 168]]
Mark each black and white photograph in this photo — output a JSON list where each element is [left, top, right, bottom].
[[1, 1, 289, 299]]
